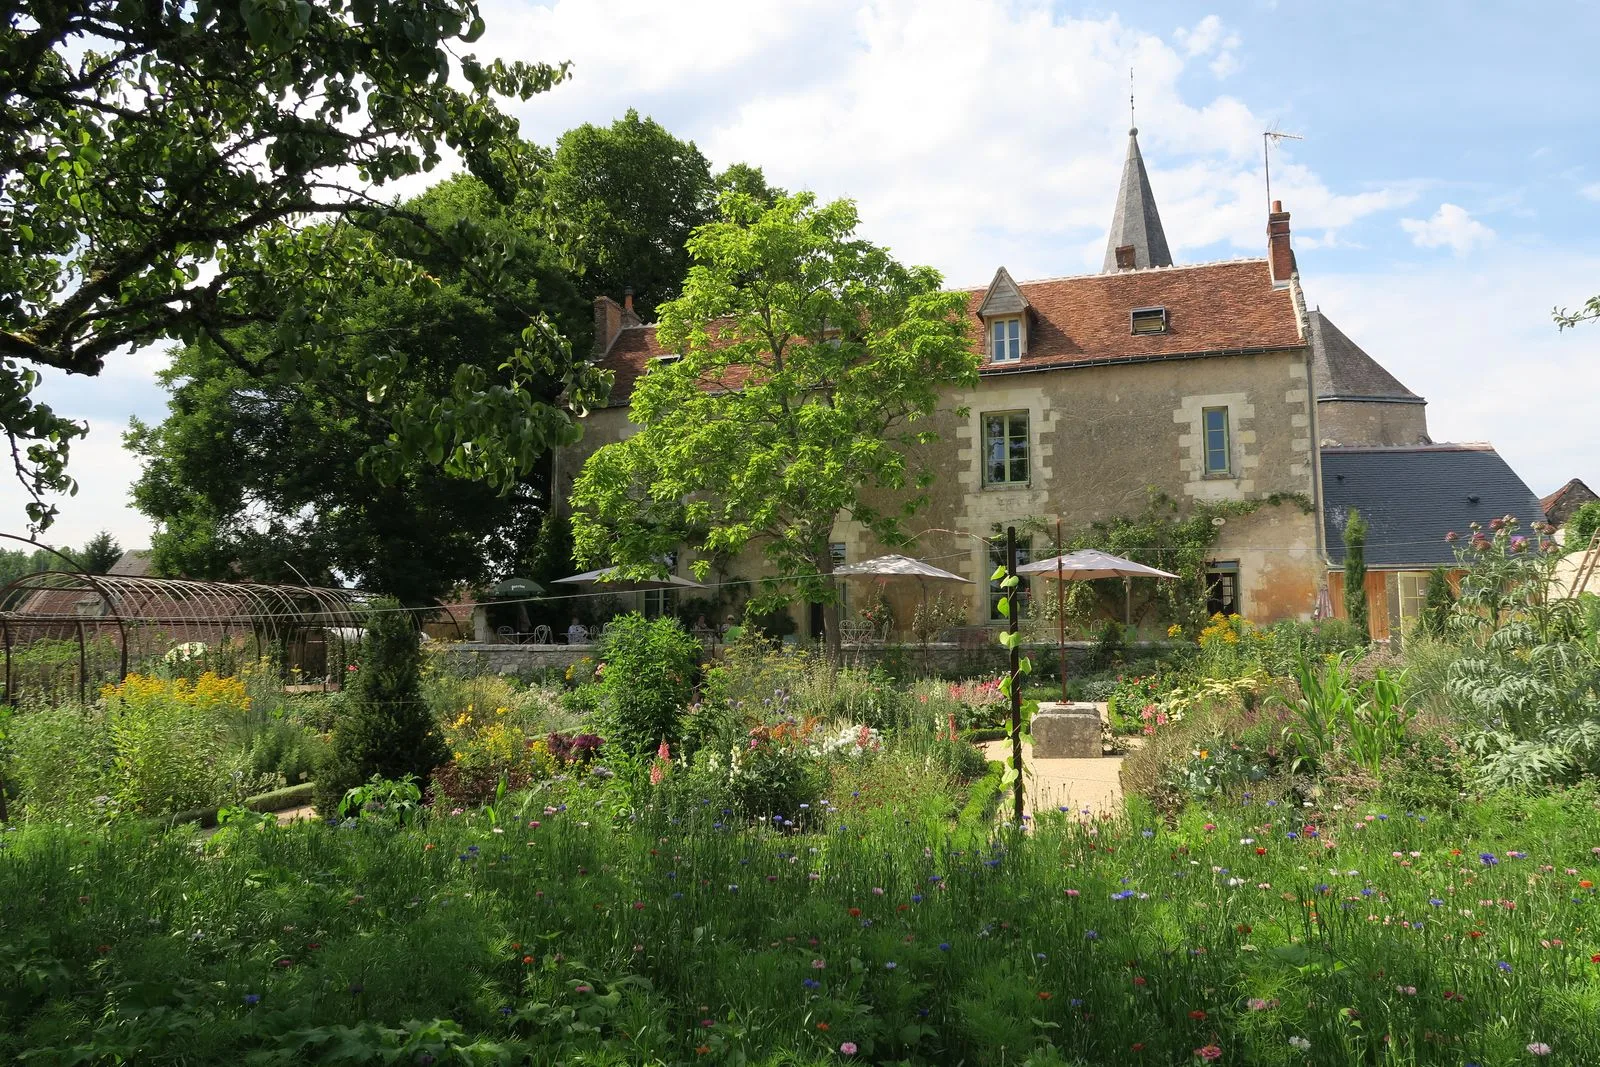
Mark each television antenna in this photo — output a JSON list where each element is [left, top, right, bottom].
[[1263, 125, 1304, 210]]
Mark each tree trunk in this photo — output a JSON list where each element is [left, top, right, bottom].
[[818, 549, 843, 668]]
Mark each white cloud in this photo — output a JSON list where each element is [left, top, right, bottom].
[[1399, 203, 1495, 254], [1174, 15, 1240, 78], [1581, 182, 1600, 202]]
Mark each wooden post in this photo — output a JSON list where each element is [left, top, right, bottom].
[[1007, 526, 1024, 826], [1056, 520, 1066, 702]]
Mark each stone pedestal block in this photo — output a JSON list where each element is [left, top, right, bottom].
[[1031, 703, 1102, 758]]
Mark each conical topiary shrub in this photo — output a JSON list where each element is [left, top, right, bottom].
[[314, 599, 446, 816]]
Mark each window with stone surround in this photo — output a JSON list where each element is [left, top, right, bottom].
[[990, 317, 1022, 362], [1397, 571, 1429, 628], [1202, 406, 1231, 475], [982, 411, 1030, 485]]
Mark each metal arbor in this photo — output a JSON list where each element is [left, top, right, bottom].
[[0, 571, 375, 703]]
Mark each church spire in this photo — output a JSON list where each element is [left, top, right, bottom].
[[1102, 127, 1173, 273]]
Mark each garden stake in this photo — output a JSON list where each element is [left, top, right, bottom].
[[1055, 519, 1066, 702], [1007, 526, 1023, 825]]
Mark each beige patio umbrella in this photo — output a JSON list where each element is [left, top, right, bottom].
[[831, 554, 971, 639], [1018, 548, 1178, 700]]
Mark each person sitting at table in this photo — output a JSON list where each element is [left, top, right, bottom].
[[566, 617, 587, 644]]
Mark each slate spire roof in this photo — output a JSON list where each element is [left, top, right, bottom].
[[1307, 309, 1423, 403], [1102, 128, 1173, 273]]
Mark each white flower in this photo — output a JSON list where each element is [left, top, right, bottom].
[[1288, 1035, 1311, 1050]]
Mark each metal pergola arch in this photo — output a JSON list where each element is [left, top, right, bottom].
[[0, 571, 379, 703]]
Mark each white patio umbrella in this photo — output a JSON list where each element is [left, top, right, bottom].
[[553, 567, 706, 592], [1017, 548, 1178, 699]]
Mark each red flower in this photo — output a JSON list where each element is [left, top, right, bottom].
[[1469, 930, 1484, 939], [1236, 924, 1252, 934], [1255, 847, 1267, 856], [522, 955, 534, 965], [1189, 1009, 1207, 1020], [816, 1022, 831, 1032], [1133, 976, 1147, 986], [1131, 1043, 1145, 1052], [848, 907, 862, 918], [1591, 955, 1600, 964], [1037, 991, 1053, 1000]]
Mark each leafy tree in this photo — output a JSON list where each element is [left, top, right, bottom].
[[2, 0, 571, 529], [72, 531, 121, 575], [570, 193, 978, 663], [1566, 500, 1600, 550], [544, 110, 716, 321], [0, 544, 57, 589], [315, 600, 445, 816], [1342, 509, 1371, 643], [127, 176, 587, 605], [594, 614, 700, 755]]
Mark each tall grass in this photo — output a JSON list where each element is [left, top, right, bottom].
[[4, 788, 1600, 1063]]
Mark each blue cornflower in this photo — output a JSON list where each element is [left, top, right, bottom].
[[911, 894, 923, 903], [728, 884, 739, 893], [884, 961, 897, 970], [244, 993, 261, 1005], [1497, 961, 1512, 973], [938, 942, 951, 952], [499, 1006, 513, 1016], [1361, 888, 1376, 897], [1070, 997, 1083, 1007], [1085, 930, 1099, 940], [1481, 853, 1499, 866], [1428, 898, 1444, 907], [1112, 890, 1135, 901], [1286, 832, 1298, 840], [1377, 814, 1388, 820], [803, 978, 821, 990], [1315, 884, 1330, 894], [1141, 829, 1154, 838]]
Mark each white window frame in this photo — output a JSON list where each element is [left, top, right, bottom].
[[1202, 406, 1231, 476], [981, 410, 1030, 486], [988, 538, 1032, 621], [830, 541, 849, 614], [1397, 571, 1430, 626], [990, 316, 1022, 363]]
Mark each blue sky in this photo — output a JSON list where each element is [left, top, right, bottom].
[[11, 0, 1599, 548]]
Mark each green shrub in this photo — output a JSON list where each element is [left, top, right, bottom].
[[595, 614, 701, 755], [1567, 499, 1600, 547], [6, 704, 111, 815], [246, 720, 325, 784], [315, 601, 447, 816]]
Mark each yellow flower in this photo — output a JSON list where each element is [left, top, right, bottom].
[[1198, 749, 1210, 760]]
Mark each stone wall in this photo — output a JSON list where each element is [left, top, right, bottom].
[[430, 642, 598, 676], [1317, 399, 1429, 448]]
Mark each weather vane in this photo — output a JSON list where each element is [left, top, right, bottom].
[[1129, 67, 1136, 130]]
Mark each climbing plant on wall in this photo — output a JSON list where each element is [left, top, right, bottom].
[[1008, 489, 1313, 637]]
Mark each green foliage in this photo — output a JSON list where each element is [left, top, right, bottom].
[[544, 109, 715, 322], [315, 602, 445, 815], [1, 0, 569, 530], [594, 614, 701, 755], [1416, 566, 1457, 638], [1271, 651, 1414, 775], [128, 176, 589, 603], [1443, 517, 1600, 785], [338, 774, 425, 826], [11, 790, 1600, 1063], [571, 192, 980, 661], [5, 704, 111, 815], [1566, 499, 1600, 548], [1342, 508, 1371, 642]]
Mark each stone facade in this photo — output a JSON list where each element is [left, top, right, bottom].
[[1317, 399, 1430, 448]]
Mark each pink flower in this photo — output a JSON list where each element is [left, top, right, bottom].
[[840, 1043, 858, 1056], [1195, 1045, 1223, 1062], [1527, 1042, 1552, 1056]]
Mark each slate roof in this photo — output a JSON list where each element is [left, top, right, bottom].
[[1102, 128, 1173, 272], [594, 259, 1302, 407], [1307, 310, 1423, 403], [1321, 444, 1544, 569]]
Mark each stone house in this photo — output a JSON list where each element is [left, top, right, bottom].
[[556, 126, 1537, 639]]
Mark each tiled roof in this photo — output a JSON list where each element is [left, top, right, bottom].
[[1541, 477, 1597, 522], [1307, 310, 1422, 403], [1321, 443, 1545, 569], [595, 258, 1301, 407]]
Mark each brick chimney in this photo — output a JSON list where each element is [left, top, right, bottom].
[[1268, 199, 1297, 286], [592, 295, 623, 356], [1113, 244, 1137, 271], [620, 286, 642, 327]]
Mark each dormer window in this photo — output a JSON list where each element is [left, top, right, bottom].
[[991, 317, 1022, 362], [1131, 306, 1168, 335]]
